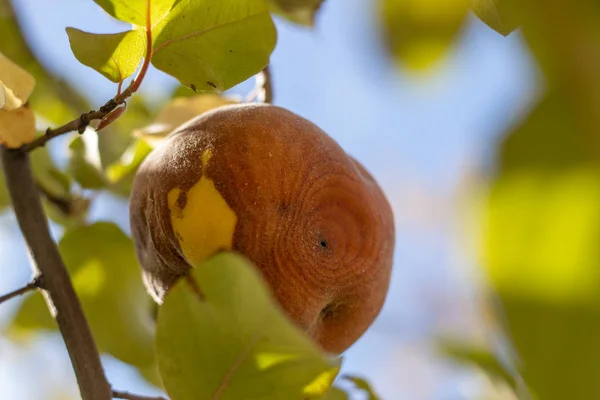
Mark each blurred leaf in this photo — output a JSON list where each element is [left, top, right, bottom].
[[105, 138, 153, 196], [269, 0, 325, 26], [0, 50, 35, 110], [322, 386, 349, 400], [66, 28, 145, 83], [0, 0, 89, 123], [0, 103, 35, 148], [381, 0, 469, 71], [67, 136, 107, 190], [93, 0, 178, 29], [517, 0, 600, 139], [98, 94, 152, 169], [482, 91, 600, 400], [133, 93, 239, 147], [470, 0, 519, 36], [438, 341, 517, 392], [42, 194, 91, 229], [156, 252, 341, 400], [342, 375, 381, 400], [29, 145, 71, 199], [151, 0, 277, 93], [10, 222, 157, 373]]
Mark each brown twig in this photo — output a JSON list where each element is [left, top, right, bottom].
[[0, 277, 41, 304], [21, 87, 134, 152], [260, 65, 273, 104], [0, 147, 112, 400], [246, 65, 273, 104], [112, 390, 168, 400]]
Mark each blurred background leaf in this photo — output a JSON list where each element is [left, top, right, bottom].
[[7, 222, 158, 387], [481, 89, 600, 399], [380, 0, 469, 71]]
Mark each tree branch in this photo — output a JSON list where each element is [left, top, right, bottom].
[[21, 86, 134, 152], [112, 390, 168, 400], [260, 65, 274, 104], [0, 277, 40, 304], [0, 146, 112, 400], [247, 65, 274, 104]]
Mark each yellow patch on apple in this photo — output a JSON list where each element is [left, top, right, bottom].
[[168, 149, 237, 266]]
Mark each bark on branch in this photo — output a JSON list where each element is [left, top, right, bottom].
[[0, 146, 112, 400]]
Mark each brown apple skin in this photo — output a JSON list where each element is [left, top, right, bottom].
[[129, 103, 395, 354]]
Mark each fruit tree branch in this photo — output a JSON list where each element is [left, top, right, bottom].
[[0, 277, 40, 305], [20, 86, 135, 152], [0, 146, 112, 400], [112, 389, 168, 400]]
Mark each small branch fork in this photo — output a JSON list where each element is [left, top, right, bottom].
[[0, 277, 41, 305], [112, 389, 168, 400]]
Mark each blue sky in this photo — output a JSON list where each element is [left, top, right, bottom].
[[0, 0, 539, 398]]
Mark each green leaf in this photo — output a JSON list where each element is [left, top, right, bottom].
[[9, 223, 156, 372], [156, 252, 341, 400], [470, 0, 519, 36], [268, 0, 325, 26], [381, 0, 470, 71], [66, 28, 145, 83], [321, 386, 349, 400], [438, 341, 517, 392], [67, 137, 107, 190], [342, 375, 381, 400], [151, 0, 277, 93], [30, 146, 71, 198], [481, 92, 600, 400], [105, 138, 153, 196], [93, 0, 178, 28]]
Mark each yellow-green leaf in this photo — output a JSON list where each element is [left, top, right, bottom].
[[66, 28, 145, 83], [156, 252, 341, 400], [151, 0, 277, 93], [269, 0, 325, 26], [67, 137, 107, 190], [381, 0, 470, 71], [93, 0, 178, 28], [470, 0, 519, 36], [0, 50, 35, 110]]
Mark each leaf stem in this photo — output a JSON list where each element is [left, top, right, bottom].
[[0, 278, 40, 305], [0, 146, 112, 400], [129, 0, 154, 94], [112, 390, 168, 400]]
